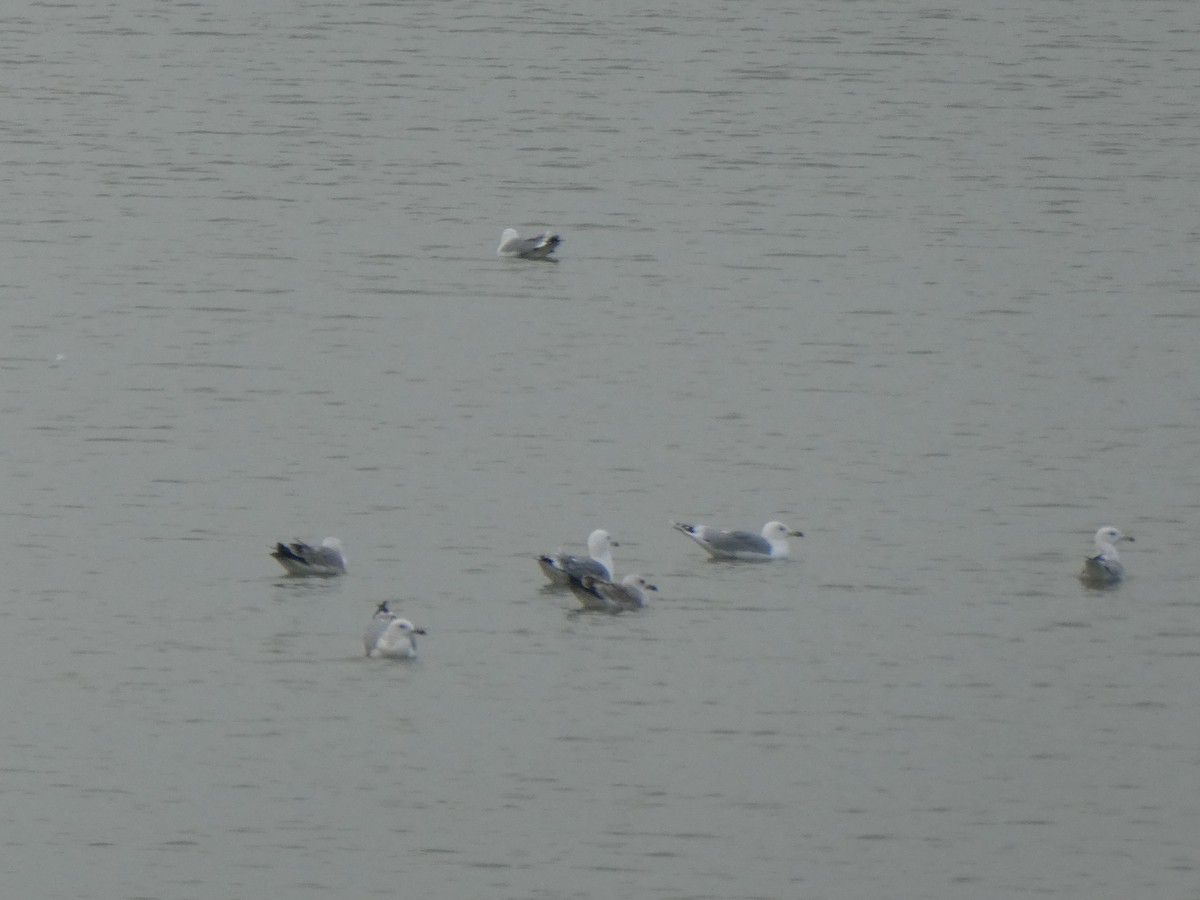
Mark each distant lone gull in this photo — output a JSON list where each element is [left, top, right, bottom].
[[271, 537, 347, 576], [671, 520, 803, 561], [364, 602, 426, 659], [569, 573, 657, 612], [537, 529, 617, 586], [497, 227, 561, 260], [1079, 525, 1134, 588]]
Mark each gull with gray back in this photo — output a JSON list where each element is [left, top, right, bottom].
[[569, 573, 658, 612], [538, 529, 617, 586], [1080, 525, 1134, 588], [671, 520, 803, 561], [270, 537, 347, 576], [497, 227, 561, 260]]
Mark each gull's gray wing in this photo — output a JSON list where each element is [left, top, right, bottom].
[[1082, 554, 1124, 586], [568, 575, 620, 612], [498, 228, 560, 259], [559, 554, 610, 580], [703, 529, 772, 557]]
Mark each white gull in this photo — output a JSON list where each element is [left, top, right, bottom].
[[364, 601, 426, 659]]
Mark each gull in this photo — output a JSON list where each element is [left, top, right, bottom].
[[537, 529, 617, 586], [362, 600, 397, 653], [671, 520, 803, 561], [1079, 526, 1134, 588], [569, 573, 658, 612], [497, 227, 561, 260], [364, 602, 427, 659], [270, 537, 347, 576]]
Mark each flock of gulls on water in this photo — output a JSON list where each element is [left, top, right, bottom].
[[272, 228, 1135, 657], [270, 518, 804, 660], [271, 521, 1135, 660]]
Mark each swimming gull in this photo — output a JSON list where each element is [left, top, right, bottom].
[[1079, 525, 1134, 588], [271, 537, 347, 576], [363, 600, 398, 654], [497, 227, 561, 260], [569, 573, 657, 612], [365, 603, 427, 659], [671, 520, 803, 561], [538, 529, 617, 586]]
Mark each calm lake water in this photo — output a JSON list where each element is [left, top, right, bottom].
[[3, 1, 1199, 898]]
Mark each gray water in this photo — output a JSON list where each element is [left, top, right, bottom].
[[3, 1, 1199, 898]]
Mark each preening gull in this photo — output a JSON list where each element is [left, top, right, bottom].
[[271, 537, 347, 576], [497, 227, 561, 260], [1079, 526, 1134, 588], [569, 573, 657, 613], [537, 529, 617, 586], [671, 520, 803, 561], [364, 602, 426, 659]]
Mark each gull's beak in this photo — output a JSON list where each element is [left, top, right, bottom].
[[1122, 535, 1134, 542], [415, 628, 428, 635], [646, 584, 658, 592], [790, 530, 804, 537]]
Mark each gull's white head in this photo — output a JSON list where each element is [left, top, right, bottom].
[[1093, 526, 1132, 555], [623, 574, 657, 592], [763, 521, 804, 540], [587, 529, 617, 556]]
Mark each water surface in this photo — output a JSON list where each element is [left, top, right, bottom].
[[3, 2, 1199, 898]]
